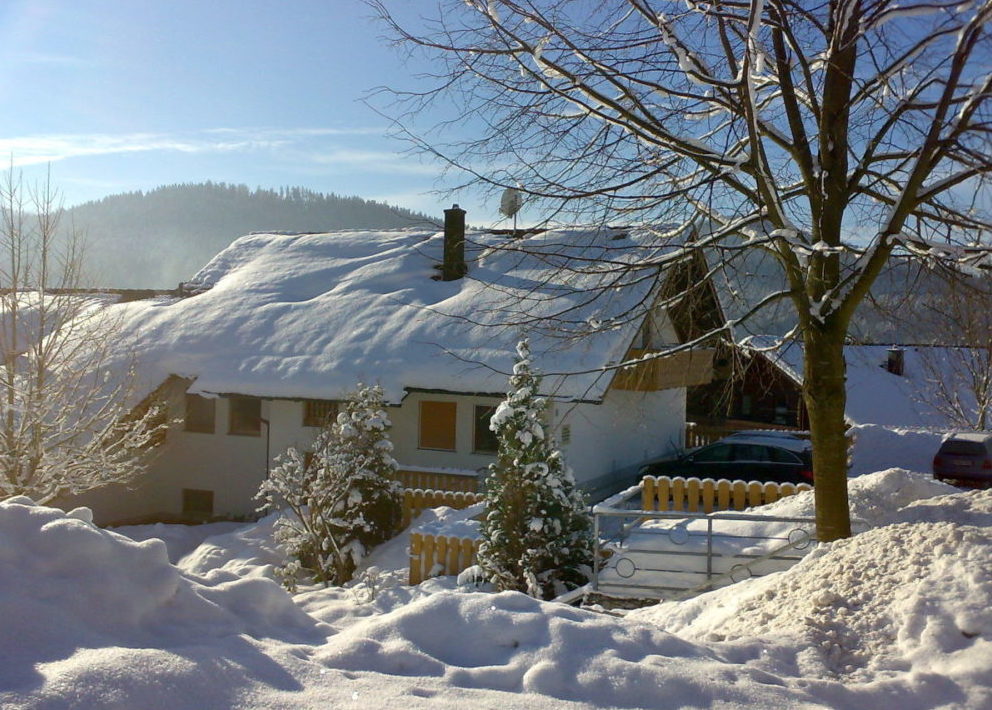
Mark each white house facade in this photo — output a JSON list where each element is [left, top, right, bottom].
[[66, 210, 713, 524]]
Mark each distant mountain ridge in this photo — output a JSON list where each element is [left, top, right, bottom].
[[64, 182, 439, 288]]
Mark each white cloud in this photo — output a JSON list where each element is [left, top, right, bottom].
[[0, 126, 391, 167]]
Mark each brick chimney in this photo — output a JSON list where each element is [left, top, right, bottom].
[[442, 204, 467, 281], [886, 347, 905, 376]]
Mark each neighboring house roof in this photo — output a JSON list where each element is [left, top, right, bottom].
[[0, 292, 116, 357], [110, 227, 688, 404], [746, 336, 982, 428]]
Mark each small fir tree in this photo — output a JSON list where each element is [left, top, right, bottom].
[[256, 383, 402, 590], [478, 339, 594, 600]]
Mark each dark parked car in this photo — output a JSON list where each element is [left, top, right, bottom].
[[642, 434, 814, 485], [933, 433, 992, 488]]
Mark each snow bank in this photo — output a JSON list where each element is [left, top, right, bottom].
[[313, 590, 807, 707], [113, 520, 245, 563], [0, 497, 324, 700], [632, 485, 992, 704], [848, 423, 945, 476], [3, 468, 992, 709], [749, 468, 958, 528], [178, 511, 286, 582], [633, 517, 992, 685]]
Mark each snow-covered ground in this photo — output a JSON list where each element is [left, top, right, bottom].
[[2, 468, 990, 709]]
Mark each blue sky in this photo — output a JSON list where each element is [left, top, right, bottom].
[[0, 0, 495, 221]]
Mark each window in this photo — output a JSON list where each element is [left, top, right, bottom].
[[731, 444, 770, 462], [740, 394, 752, 416], [303, 399, 338, 428], [419, 400, 456, 451], [184, 394, 215, 434], [473, 405, 499, 453], [182, 488, 214, 518], [693, 444, 733, 463], [228, 396, 261, 436], [767, 447, 802, 464]]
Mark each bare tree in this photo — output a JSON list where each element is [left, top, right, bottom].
[[0, 169, 167, 505], [911, 274, 992, 430], [369, 0, 992, 540]]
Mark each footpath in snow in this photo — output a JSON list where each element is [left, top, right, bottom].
[[1, 469, 991, 709]]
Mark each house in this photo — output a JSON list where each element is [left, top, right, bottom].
[[690, 336, 986, 431], [66, 209, 721, 525]]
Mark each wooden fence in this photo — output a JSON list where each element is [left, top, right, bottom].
[[641, 475, 812, 513], [400, 488, 484, 529], [405, 476, 813, 585], [394, 468, 479, 493], [409, 532, 481, 585]]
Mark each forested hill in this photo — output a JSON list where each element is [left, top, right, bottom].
[[65, 182, 439, 288]]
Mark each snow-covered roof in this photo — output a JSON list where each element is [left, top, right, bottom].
[[747, 337, 981, 428], [112, 227, 680, 403]]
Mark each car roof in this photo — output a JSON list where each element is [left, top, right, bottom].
[[713, 435, 812, 453], [725, 430, 803, 440], [941, 432, 992, 444]]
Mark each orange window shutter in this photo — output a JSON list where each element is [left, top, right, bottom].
[[420, 401, 457, 450]]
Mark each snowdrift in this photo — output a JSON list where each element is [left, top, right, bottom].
[[847, 424, 946, 477], [0, 497, 325, 705], [2, 469, 991, 709]]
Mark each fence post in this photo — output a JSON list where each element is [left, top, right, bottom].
[[732, 480, 747, 510], [409, 532, 423, 585], [642, 476, 656, 511], [702, 479, 715, 514], [423, 534, 436, 579], [686, 478, 701, 513], [747, 481, 763, 508], [672, 477, 686, 511], [461, 537, 475, 570]]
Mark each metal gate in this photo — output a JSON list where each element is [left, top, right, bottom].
[[592, 486, 819, 600]]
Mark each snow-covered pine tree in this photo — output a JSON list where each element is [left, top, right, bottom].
[[256, 383, 402, 590], [478, 339, 594, 600]]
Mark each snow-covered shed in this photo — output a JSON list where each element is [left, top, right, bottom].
[[70, 212, 721, 524]]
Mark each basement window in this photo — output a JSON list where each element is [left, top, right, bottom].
[[184, 394, 216, 434], [303, 399, 338, 428], [473, 405, 499, 454], [419, 401, 457, 451], [228, 396, 262, 436], [182, 488, 214, 518]]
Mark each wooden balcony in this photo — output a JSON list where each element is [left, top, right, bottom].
[[611, 348, 715, 391]]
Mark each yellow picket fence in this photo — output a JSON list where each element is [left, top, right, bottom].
[[409, 532, 481, 585], [641, 475, 812, 513], [400, 488, 485, 529], [395, 468, 479, 493]]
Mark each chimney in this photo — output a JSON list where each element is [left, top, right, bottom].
[[886, 347, 905, 376], [442, 204, 467, 281]]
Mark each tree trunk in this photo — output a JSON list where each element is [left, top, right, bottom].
[[803, 324, 852, 542]]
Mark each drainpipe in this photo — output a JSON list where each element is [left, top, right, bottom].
[[442, 204, 467, 281], [259, 417, 271, 476]]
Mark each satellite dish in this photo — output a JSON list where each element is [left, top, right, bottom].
[[499, 187, 524, 232]]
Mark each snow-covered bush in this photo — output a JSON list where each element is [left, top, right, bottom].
[[478, 339, 594, 600], [256, 383, 402, 590]]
